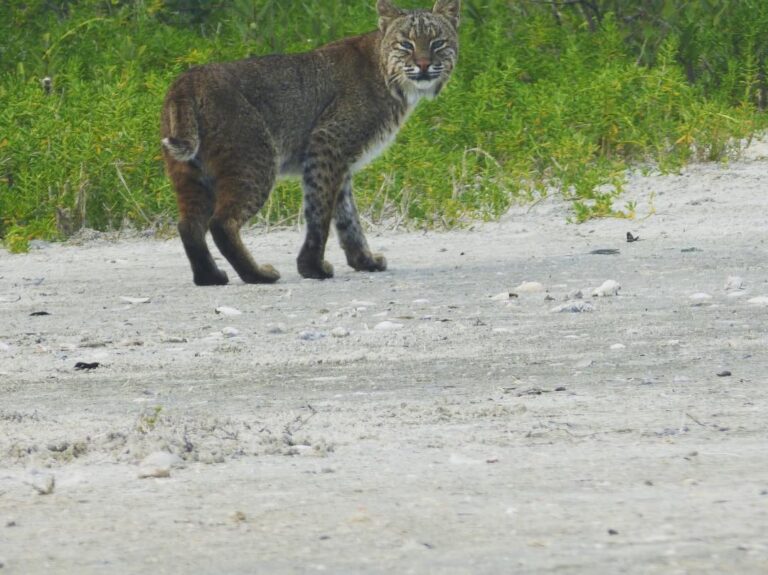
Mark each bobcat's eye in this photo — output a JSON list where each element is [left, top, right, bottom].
[[399, 40, 415, 52], [431, 39, 446, 50]]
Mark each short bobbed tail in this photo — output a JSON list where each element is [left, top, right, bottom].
[[161, 96, 199, 162], [161, 136, 199, 162]]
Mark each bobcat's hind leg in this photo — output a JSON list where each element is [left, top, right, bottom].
[[334, 176, 387, 273], [168, 161, 229, 286], [208, 157, 281, 284]]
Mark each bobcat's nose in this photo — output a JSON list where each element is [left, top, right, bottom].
[[415, 58, 431, 73]]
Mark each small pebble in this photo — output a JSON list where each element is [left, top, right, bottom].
[[299, 330, 326, 341], [267, 323, 286, 334], [221, 327, 240, 338], [74, 362, 101, 370], [120, 296, 151, 304], [724, 276, 745, 291], [215, 306, 242, 316], [592, 280, 621, 297], [231, 511, 247, 523], [716, 370, 732, 377], [551, 301, 594, 313], [26, 472, 55, 495], [689, 292, 712, 303], [515, 281, 545, 294], [610, 343, 626, 350], [138, 452, 182, 479], [491, 292, 513, 301], [331, 327, 350, 338]]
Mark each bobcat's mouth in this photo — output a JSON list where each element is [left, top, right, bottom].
[[415, 71, 437, 82], [407, 71, 441, 87]]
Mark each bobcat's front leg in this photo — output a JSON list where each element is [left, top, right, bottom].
[[335, 176, 387, 273], [297, 146, 342, 279]]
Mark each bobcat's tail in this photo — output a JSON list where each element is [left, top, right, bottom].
[[161, 97, 199, 162]]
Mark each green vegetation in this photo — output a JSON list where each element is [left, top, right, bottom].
[[1, 0, 767, 251]]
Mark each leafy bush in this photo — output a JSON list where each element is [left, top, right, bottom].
[[0, 0, 766, 251]]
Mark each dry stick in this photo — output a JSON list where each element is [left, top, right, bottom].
[[113, 161, 152, 227], [463, 146, 504, 170], [359, 213, 375, 229], [377, 172, 396, 223], [276, 214, 298, 228], [686, 412, 708, 428], [526, 193, 551, 213], [283, 404, 317, 441], [262, 196, 273, 232], [42, 17, 106, 63]]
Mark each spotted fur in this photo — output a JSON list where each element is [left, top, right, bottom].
[[161, 0, 460, 285]]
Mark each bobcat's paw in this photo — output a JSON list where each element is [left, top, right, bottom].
[[258, 264, 281, 283], [349, 252, 387, 272], [241, 264, 281, 284], [193, 268, 229, 286], [298, 259, 334, 280], [369, 253, 387, 272]]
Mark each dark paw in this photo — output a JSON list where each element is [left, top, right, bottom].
[[349, 253, 387, 272], [298, 259, 334, 280], [193, 268, 229, 286], [241, 264, 281, 284]]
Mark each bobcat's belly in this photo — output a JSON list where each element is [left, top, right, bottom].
[[352, 130, 398, 172], [351, 110, 412, 173]]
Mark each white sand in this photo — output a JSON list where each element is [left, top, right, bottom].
[[1, 146, 767, 573]]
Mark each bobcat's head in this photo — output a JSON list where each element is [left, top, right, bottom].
[[377, 0, 460, 103]]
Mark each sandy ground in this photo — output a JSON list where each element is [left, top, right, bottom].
[[1, 148, 768, 574]]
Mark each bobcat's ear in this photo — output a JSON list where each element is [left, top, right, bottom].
[[433, 0, 460, 28], [377, 0, 404, 31]]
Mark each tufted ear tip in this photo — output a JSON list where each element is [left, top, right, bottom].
[[377, 0, 404, 31], [433, 0, 460, 28]]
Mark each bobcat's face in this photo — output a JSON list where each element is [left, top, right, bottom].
[[378, 0, 460, 102]]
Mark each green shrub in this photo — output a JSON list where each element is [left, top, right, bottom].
[[0, 0, 766, 251]]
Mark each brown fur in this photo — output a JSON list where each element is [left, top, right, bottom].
[[161, 0, 460, 285]]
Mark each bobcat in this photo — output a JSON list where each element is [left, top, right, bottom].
[[161, 0, 460, 285]]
